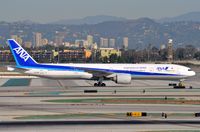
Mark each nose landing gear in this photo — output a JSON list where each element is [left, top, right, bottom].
[[169, 80, 186, 89], [177, 80, 185, 88]]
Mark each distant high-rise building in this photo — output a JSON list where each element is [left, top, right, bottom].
[[123, 37, 128, 50], [100, 38, 104, 47], [109, 38, 115, 48], [167, 39, 173, 62], [87, 35, 93, 46], [100, 37, 108, 48], [54, 32, 65, 46], [34, 32, 42, 47], [11, 35, 23, 45]]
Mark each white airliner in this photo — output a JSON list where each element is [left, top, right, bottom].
[[7, 39, 195, 86]]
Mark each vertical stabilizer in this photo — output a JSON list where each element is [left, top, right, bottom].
[[7, 39, 38, 66]]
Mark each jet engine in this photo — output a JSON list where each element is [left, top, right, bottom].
[[111, 73, 132, 84]]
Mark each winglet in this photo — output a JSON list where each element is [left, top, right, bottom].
[[7, 39, 38, 67]]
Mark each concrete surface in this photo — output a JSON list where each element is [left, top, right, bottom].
[[0, 70, 199, 131]]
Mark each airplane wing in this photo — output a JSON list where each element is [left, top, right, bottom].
[[75, 67, 115, 78]]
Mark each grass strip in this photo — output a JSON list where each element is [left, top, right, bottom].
[[15, 113, 123, 120], [2, 79, 31, 87]]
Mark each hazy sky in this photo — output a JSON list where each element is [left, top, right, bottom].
[[1, 0, 200, 23]]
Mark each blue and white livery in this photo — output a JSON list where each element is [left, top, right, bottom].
[[7, 39, 196, 86]]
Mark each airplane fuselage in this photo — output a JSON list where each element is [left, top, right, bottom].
[[23, 63, 195, 80]]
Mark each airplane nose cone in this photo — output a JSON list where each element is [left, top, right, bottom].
[[190, 71, 196, 76]]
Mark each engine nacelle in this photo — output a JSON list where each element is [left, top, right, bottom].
[[112, 73, 132, 84], [7, 66, 15, 71]]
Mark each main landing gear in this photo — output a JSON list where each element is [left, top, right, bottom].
[[169, 79, 189, 89], [94, 82, 106, 87], [94, 77, 106, 87]]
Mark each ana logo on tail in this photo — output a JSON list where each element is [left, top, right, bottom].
[[13, 46, 30, 62]]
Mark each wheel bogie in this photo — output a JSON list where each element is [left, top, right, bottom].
[[94, 82, 106, 87]]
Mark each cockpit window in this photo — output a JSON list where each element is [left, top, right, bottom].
[[188, 69, 192, 71]]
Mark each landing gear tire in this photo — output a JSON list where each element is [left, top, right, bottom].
[[101, 83, 106, 87], [169, 83, 177, 86], [94, 83, 98, 86]]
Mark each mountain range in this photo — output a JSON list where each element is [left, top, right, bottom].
[[159, 11, 200, 23], [1, 12, 200, 49], [50, 15, 126, 25], [49, 12, 200, 25]]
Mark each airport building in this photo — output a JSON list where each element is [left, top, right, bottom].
[[0, 48, 90, 63], [31, 50, 53, 63], [59, 49, 86, 62], [0, 50, 13, 62], [53, 49, 91, 63]]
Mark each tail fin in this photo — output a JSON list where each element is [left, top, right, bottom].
[[7, 39, 38, 67]]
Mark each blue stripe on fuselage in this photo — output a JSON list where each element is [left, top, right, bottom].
[[18, 64, 181, 76]]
